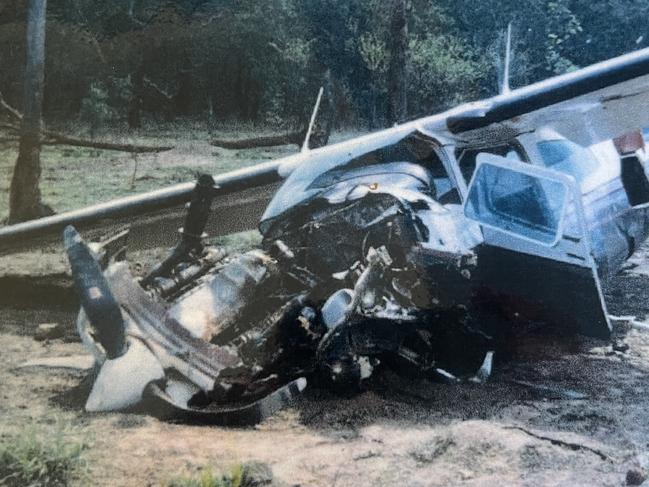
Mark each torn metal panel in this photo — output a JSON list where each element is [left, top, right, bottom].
[[63, 149, 598, 421]]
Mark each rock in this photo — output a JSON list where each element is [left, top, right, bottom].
[[613, 340, 630, 353], [626, 467, 647, 486], [34, 323, 65, 341]]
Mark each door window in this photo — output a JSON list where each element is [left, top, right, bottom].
[[465, 159, 569, 246]]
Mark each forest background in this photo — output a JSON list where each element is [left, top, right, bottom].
[[0, 0, 643, 131]]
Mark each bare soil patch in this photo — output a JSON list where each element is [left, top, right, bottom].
[[2, 244, 649, 486]]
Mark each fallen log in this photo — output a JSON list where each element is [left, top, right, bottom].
[[211, 77, 334, 151], [211, 130, 305, 149], [211, 126, 330, 151], [40, 131, 174, 153], [0, 127, 174, 153], [0, 91, 174, 153]]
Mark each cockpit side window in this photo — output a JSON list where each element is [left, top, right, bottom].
[[456, 144, 527, 184]]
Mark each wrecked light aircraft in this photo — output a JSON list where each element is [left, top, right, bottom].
[[4, 47, 649, 424]]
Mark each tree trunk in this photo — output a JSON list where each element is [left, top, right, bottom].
[[8, 0, 53, 223], [128, 68, 144, 129], [173, 67, 192, 116], [370, 85, 378, 129], [128, 0, 136, 17], [387, 0, 408, 125]]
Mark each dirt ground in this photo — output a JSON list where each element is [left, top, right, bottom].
[[1, 131, 649, 486], [1, 241, 649, 486]]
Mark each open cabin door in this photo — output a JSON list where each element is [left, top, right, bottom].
[[463, 154, 611, 339]]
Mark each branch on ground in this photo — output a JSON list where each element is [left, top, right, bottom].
[[503, 425, 610, 461], [40, 131, 174, 153]]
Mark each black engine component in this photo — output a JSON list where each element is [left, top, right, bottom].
[[142, 174, 217, 287]]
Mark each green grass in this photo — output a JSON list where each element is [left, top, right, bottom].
[[0, 128, 297, 220], [0, 420, 89, 486], [213, 230, 263, 252], [164, 462, 272, 487], [0, 127, 361, 221]]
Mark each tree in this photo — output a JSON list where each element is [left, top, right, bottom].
[[359, 31, 390, 127], [2, 0, 644, 131], [387, 0, 408, 125], [8, 0, 53, 223], [544, 0, 581, 74]]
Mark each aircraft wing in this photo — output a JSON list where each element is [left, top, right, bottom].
[[5, 47, 649, 255], [0, 160, 285, 255], [426, 47, 649, 147], [0, 126, 420, 256]]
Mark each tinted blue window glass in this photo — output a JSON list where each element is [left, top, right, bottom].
[[537, 140, 598, 184], [465, 163, 567, 245]]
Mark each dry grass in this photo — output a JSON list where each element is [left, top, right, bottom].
[[165, 462, 273, 487], [0, 123, 299, 220]]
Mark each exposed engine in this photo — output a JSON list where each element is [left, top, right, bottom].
[[67, 168, 491, 424]]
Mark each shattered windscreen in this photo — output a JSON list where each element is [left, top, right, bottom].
[[260, 130, 449, 233]]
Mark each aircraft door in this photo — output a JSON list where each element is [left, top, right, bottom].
[[463, 154, 611, 339]]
